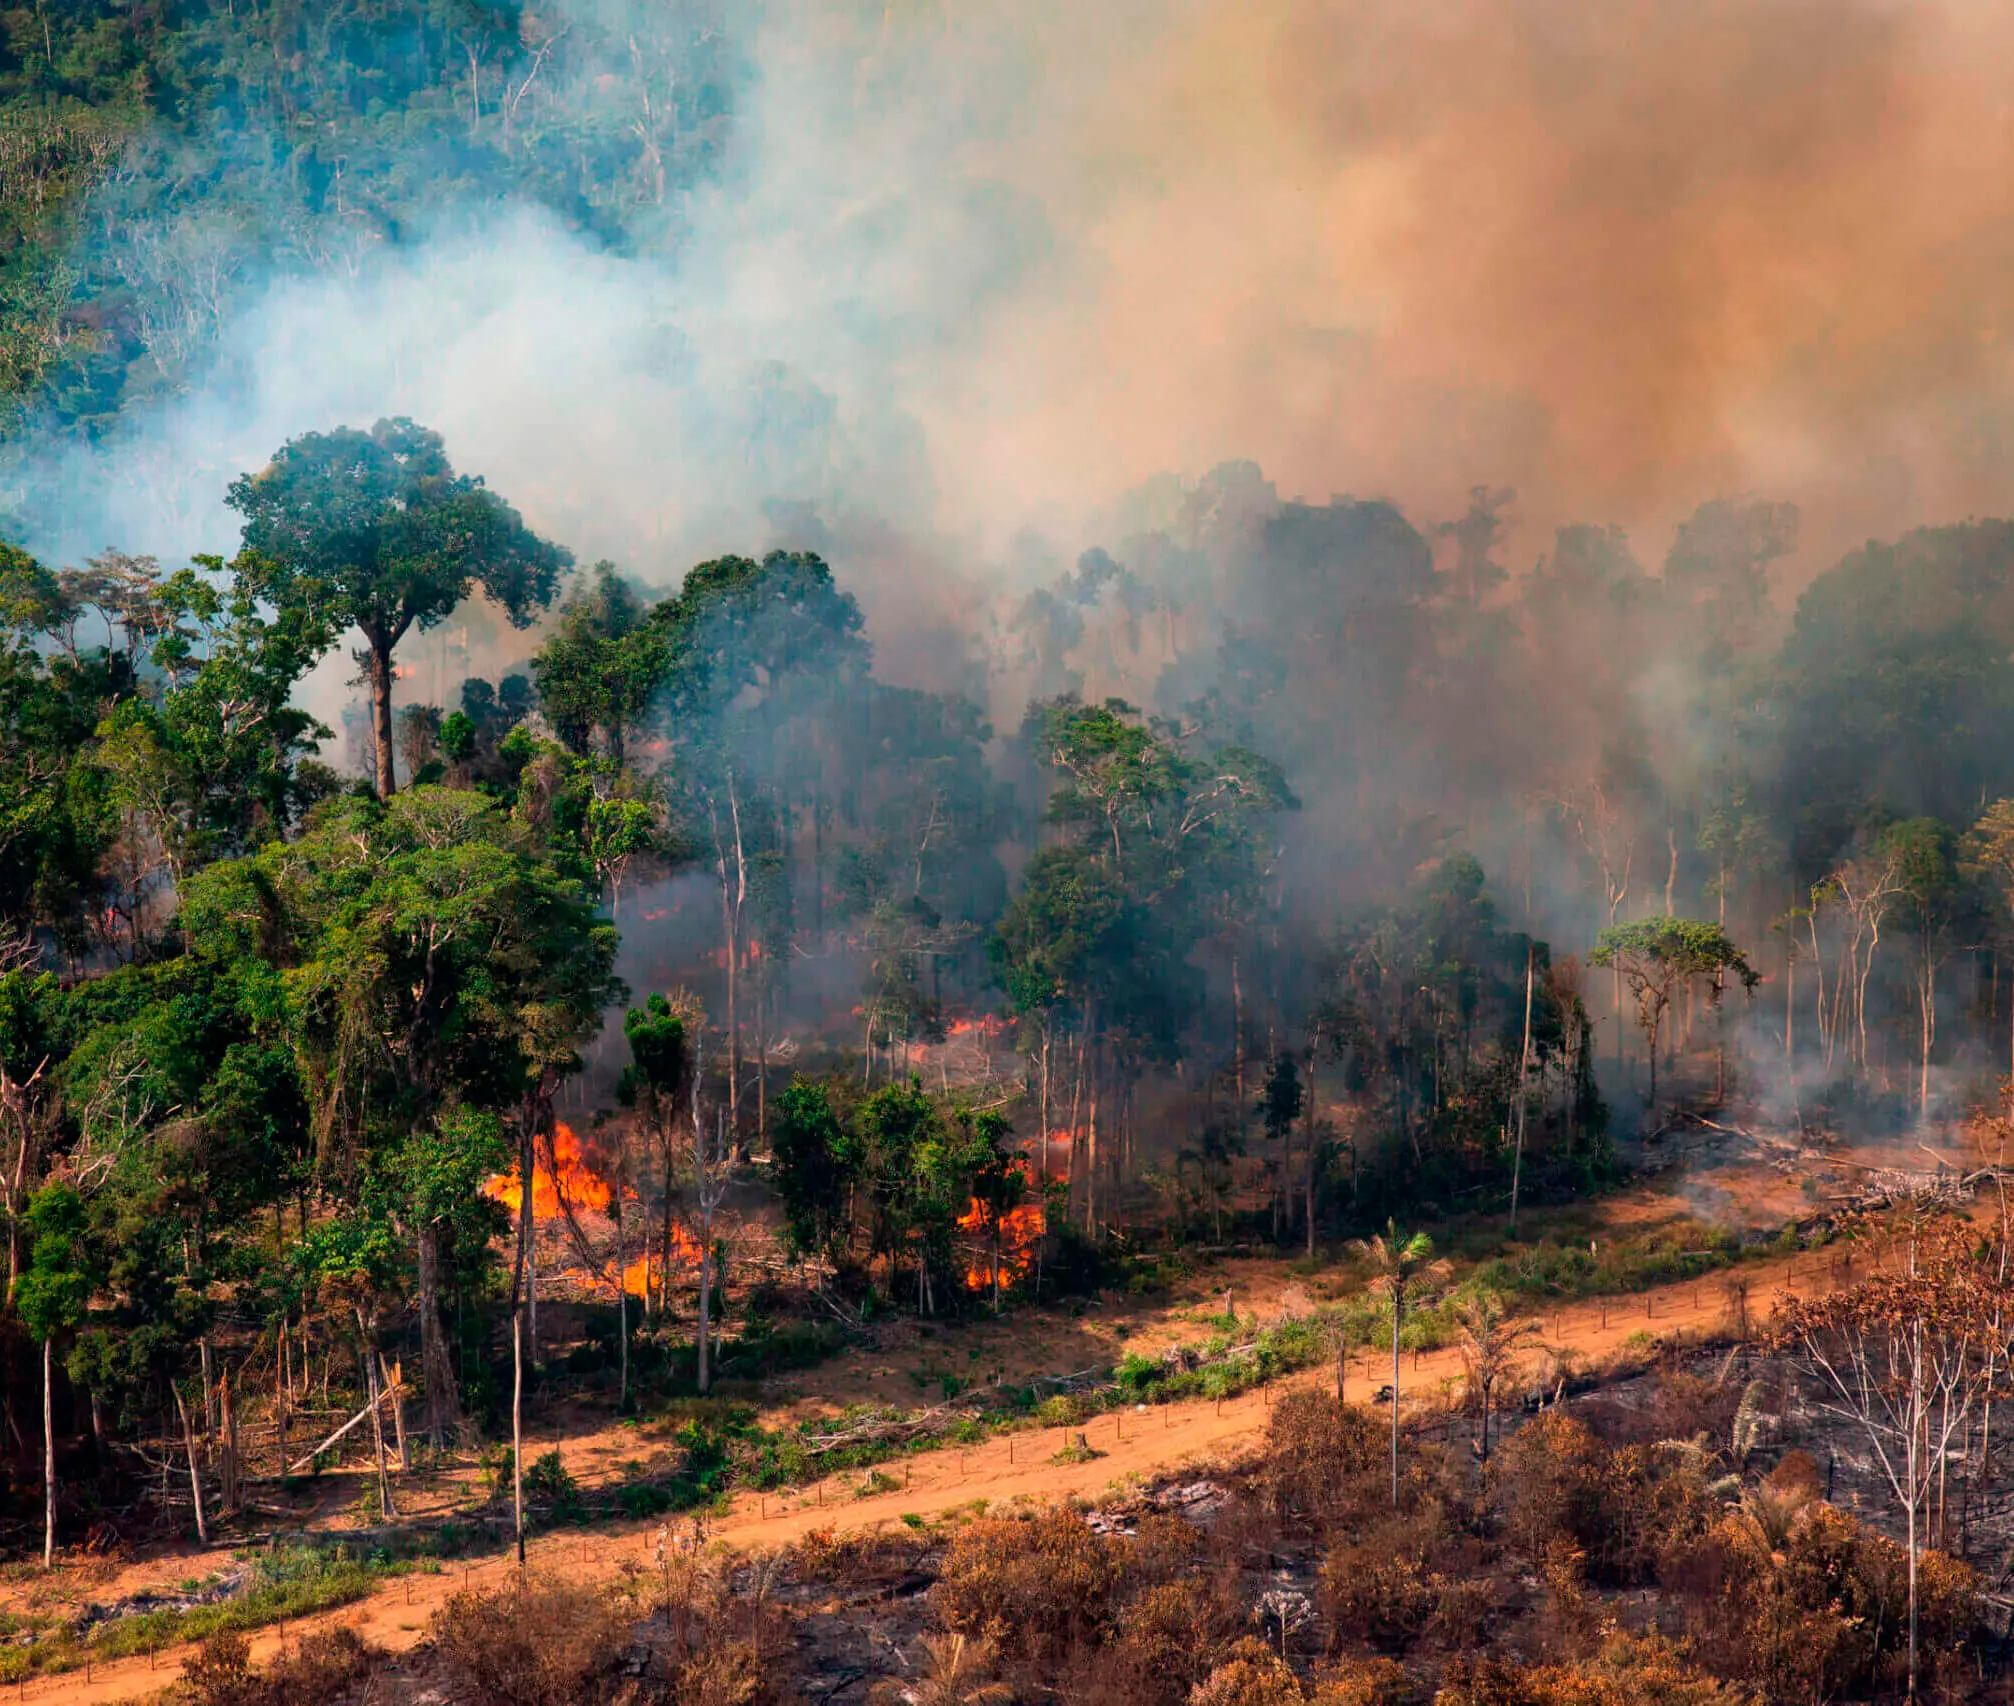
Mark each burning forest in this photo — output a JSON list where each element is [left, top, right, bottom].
[[14, 4, 2014, 1703]]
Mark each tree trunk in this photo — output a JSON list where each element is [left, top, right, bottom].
[[200, 1337, 216, 1440], [416, 1222, 460, 1447], [1303, 1046, 1318, 1258], [358, 1313, 395, 1519], [1390, 1288, 1403, 1510], [696, 1231, 713, 1394], [512, 1306, 525, 1568], [1511, 950, 1533, 1231], [1920, 971, 1934, 1117], [369, 640, 398, 797], [1086, 1043, 1100, 1237], [175, 1385, 208, 1545], [221, 1368, 240, 1515], [616, 1184, 629, 1411], [41, 1337, 54, 1568], [516, 1115, 539, 1358], [660, 1122, 675, 1319], [1909, 1321, 1921, 1701], [383, 1355, 409, 1472]]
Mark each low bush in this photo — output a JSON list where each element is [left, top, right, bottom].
[[183, 1627, 381, 1706], [433, 1576, 627, 1706], [932, 1509, 1122, 1665]]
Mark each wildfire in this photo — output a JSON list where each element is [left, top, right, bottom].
[[956, 1172, 1046, 1292], [482, 1122, 610, 1219], [945, 1014, 1008, 1040]]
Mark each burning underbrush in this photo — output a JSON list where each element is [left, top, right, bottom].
[[482, 1119, 1053, 1308]]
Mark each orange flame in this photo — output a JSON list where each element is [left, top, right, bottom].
[[957, 1167, 1046, 1291], [482, 1123, 610, 1219]]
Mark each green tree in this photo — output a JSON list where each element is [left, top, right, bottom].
[[1961, 800, 2014, 1078], [17, 1181, 94, 1568], [769, 1078, 858, 1265], [1590, 919, 1758, 1110], [620, 992, 696, 1321], [181, 788, 619, 1439], [965, 1116, 1026, 1313], [227, 419, 570, 798], [530, 562, 669, 767], [1257, 1051, 1304, 1245]]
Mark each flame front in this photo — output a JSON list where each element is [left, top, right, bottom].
[[956, 1168, 1046, 1291], [482, 1122, 610, 1218]]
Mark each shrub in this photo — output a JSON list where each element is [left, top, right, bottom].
[[1322, 1511, 1457, 1653], [433, 1577, 627, 1706], [183, 1632, 259, 1706], [667, 1640, 768, 1706], [932, 1510, 1121, 1664], [1259, 1390, 1384, 1532], [618, 1481, 676, 1519], [1111, 1577, 1242, 1704], [1312, 1657, 1411, 1706], [182, 1627, 381, 1706], [1425, 1575, 1498, 1650], [524, 1449, 583, 1520], [264, 1628, 380, 1705], [1491, 1412, 1710, 1584], [1191, 1638, 1310, 1706], [1437, 1635, 1743, 1706]]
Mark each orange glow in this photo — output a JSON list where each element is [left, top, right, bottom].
[[957, 1166, 1046, 1291], [482, 1123, 610, 1219], [945, 1014, 1008, 1040], [641, 907, 668, 922]]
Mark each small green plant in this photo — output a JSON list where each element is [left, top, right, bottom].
[[524, 1449, 583, 1520], [617, 1482, 676, 1519]]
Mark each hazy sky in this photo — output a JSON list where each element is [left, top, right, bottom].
[[37, 0, 2014, 598]]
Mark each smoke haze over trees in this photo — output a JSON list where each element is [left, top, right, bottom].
[[14, 0, 2014, 1599]]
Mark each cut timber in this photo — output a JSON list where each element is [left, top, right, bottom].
[[285, 1382, 408, 1477]]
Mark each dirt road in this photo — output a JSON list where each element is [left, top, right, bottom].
[[17, 1253, 1825, 1704]]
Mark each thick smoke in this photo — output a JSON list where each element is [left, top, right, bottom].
[[26, 0, 2014, 610]]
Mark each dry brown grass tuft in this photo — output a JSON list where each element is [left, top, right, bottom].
[[433, 1575, 628, 1706]]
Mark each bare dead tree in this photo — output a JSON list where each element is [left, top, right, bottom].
[[1774, 1243, 1998, 1700], [692, 1072, 736, 1395]]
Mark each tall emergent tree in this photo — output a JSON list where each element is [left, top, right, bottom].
[[228, 419, 570, 798], [1590, 918, 1757, 1109]]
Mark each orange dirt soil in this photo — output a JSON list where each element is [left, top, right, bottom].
[[6, 1234, 1853, 1706]]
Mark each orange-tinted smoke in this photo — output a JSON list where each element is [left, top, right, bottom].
[[877, 0, 2014, 571]]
